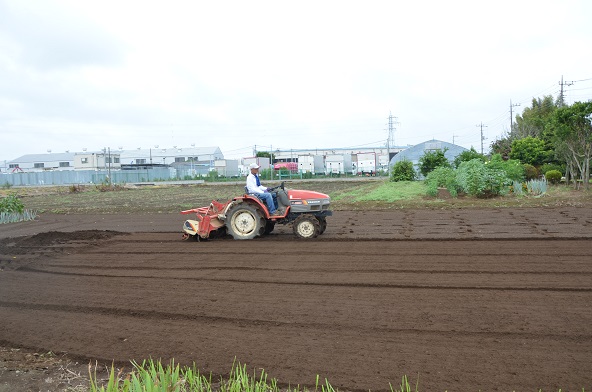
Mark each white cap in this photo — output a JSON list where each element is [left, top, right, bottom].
[[248, 163, 260, 169]]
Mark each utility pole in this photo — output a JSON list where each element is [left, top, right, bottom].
[[558, 75, 574, 107], [476, 122, 488, 155], [387, 112, 398, 175], [510, 100, 520, 133]]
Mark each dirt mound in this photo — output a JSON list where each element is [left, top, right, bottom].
[[0, 230, 126, 273], [0, 230, 123, 253]]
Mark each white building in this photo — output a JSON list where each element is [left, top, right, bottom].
[[120, 146, 223, 166], [7, 152, 76, 172]]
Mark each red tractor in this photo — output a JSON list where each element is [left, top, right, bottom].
[[181, 182, 332, 241]]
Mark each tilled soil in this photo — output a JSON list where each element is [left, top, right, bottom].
[[0, 208, 591, 392]]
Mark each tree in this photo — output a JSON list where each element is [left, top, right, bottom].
[[256, 151, 274, 163], [509, 136, 552, 166], [418, 149, 450, 177], [453, 147, 485, 168], [513, 95, 557, 140], [547, 101, 592, 189], [390, 159, 416, 182], [490, 136, 513, 160]]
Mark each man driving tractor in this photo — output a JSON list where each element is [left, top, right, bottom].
[[246, 163, 283, 216]]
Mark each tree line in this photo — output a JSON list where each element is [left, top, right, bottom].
[[390, 96, 591, 195], [491, 96, 591, 190]]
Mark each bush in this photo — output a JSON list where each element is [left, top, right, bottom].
[[523, 164, 539, 180], [425, 166, 458, 197], [418, 149, 451, 177], [390, 159, 417, 182], [453, 147, 485, 168], [527, 178, 548, 196], [456, 159, 488, 196], [487, 154, 525, 182], [0, 194, 37, 224], [0, 194, 24, 213], [456, 159, 511, 198], [540, 163, 564, 176], [545, 170, 562, 184]]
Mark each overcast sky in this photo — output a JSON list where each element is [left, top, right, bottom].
[[1, 0, 591, 162]]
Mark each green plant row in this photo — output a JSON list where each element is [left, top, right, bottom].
[[89, 358, 584, 392], [0, 210, 37, 224], [418, 155, 553, 199], [0, 193, 25, 213]]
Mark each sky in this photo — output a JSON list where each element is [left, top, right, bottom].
[[1, 0, 592, 162]]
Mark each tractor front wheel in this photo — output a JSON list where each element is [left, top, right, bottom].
[[293, 214, 321, 239], [226, 203, 264, 240], [318, 216, 327, 234]]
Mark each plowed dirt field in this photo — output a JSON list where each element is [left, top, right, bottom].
[[1, 208, 591, 392]]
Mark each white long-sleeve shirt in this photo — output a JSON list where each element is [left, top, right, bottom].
[[246, 173, 267, 194]]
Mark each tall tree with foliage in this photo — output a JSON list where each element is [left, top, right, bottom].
[[418, 149, 450, 177], [493, 96, 559, 159], [513, 95, 558, 140], [453, 147, 485, 168], [547, 101, 592, 190], [256, 151, 274, 163], [490, 135, 513, 160], [509, 136, 552, 166]]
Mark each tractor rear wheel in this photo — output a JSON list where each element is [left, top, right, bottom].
[[226, 203, 264, 240], [264, 220, 275, 235], [293, 214, 321, 239]]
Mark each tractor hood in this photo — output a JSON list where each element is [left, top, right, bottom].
[[286, 189, 331, 213], [287, 189, 330, 200]]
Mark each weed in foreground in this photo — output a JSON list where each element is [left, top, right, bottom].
[[88, 359, 585, 392]]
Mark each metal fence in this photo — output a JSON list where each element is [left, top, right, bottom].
[[1, 168, 177, 187]]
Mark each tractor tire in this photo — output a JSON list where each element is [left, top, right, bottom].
[[264, 220, 275, 235], [293, 214, 321, 239], [318, 216, 327, 235], [226, 203, 264, 240]]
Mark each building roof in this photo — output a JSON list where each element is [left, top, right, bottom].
[[390, 139, 468, 165], [119, 146, 223, 160], [9, 152, 76, 163]]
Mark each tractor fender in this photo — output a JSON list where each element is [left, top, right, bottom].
[[219, 199, 241, 220], [219, 197, 265, 220]]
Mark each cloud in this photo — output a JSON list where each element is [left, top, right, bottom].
[[0, 0, 591, 161], [0, 0, 125, 71]]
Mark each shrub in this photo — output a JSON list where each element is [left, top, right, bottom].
[[527, 178, 548, 196], [418, 149, 451, 177], [456, 159, 488, 196], [540, 163, 564, 176], [0, 194, 24, 213], [523, 164, 539, 180], [456, 159, 512, 198], [390, 159, 417, 182], [425, 166, 458, 197], [487, 154, 525, 182], [511, 181, 524, 195], [545, 170, 562, 184], [0, 194, 37, 224], [453, 147, 485, 168]]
